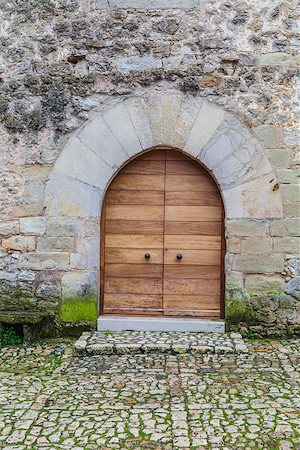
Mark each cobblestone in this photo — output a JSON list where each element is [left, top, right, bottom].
[[75, 331, 249, 355], [0, 338, 299, 449]]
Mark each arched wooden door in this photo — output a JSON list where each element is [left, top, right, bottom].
[[100, 148, 224, 318]]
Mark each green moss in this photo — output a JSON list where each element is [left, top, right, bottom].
[[60, 296, 97, 323], [225, 295, 255, 325]]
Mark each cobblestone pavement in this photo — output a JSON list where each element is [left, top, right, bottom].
[[0, 338, 299, 449], [75, 331, 248, 355]]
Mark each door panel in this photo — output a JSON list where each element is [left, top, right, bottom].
[[102, 149, 224, 319], [103, 152, 165, 316]]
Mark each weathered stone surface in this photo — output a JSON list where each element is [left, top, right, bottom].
[[70, 237, 100, 270], [0, 221, 19, 236], [241, 237, 272, 254], [37, 237, 75, 253], [283, 126, 299, 147], [2, 235, 35, 252], [226, 220, 268, 236], [245, 274, 284, 293], [273, 237, 300, 254], [184, 101, 225, 157], [233, 254, 284, 273], [258, 52, 293, 66], [284, 276, 300, 300], [124, 97, 154, 150], [226, 271, 244, 288], [266, 149, 291, 169], [281, 184, 300, 203], [19, 217, 45, 235], [253, 125, 281, 148], [117, 54, 162, 73], [78, 115, 128, 170], [54, 137, 114, 190], [46, 218, 81, 237], [61, 270, 98, 298], [102, 102, 142, 156], [109, 0, 198, 7], [46, 172, 103, 217], [19, 252, 69, 270], [270, 218, 300, 237], [277, 169, 300, 184]]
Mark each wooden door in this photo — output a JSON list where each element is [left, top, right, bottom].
[[102, 150, 165, 315], [101, 149, 224, 318], [163, 151, 223, 318]]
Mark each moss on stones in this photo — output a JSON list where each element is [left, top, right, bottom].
[[225, 294, 255, 325]]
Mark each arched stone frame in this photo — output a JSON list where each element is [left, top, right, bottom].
[[44, 90, 283, 315]]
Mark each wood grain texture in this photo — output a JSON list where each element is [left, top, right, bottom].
[[104, 294, 162, 309], [165, 206, 223, 221], [106, 277, 163, 294], [110, 174, 164, 191], [165, 191, 222, 206], [164, 235, 221, 250], [164, 249, 220, 265], [106, 234, 163, 249], [163, 278, 220, 296], [105, 248, 163, 264], [166, 175, 217, 192], [106, 205, 164, 221], [164, 265, 220, 279], [165, 221, 222, 235], [106, 220, 164, 235], [106, 264, 163, 278], [106, 190, 164, 205], [121, 160, 165, 174]]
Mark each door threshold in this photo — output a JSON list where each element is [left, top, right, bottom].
[[97, 316, 225, 333]]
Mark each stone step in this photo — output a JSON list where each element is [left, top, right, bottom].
[[97, 316, 225, 333], [74, 331, 248, 356]]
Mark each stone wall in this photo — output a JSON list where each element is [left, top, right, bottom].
[[0, 0, 299, 335]]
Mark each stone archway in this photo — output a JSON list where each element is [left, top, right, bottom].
[[45, 90, 283, 316]]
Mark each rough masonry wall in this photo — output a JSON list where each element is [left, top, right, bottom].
[[0, 0, 299, 333]]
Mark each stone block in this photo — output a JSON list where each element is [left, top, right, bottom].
[[241, 237, 272, 254], [266, 149, 291, 169], [223, 175, 283, 219], [54, 137, 114, 190], [283, 202, 300, 217], [270, 218, 300, 237], [10, 204, 43, 218], [226, 271, 244, 289], [245, 274, 284, 293], [124, 97, 154, 150], [46, 171, 103, 218], [184, 101, 225, 157], [281, 184, 300, 203], [46, 218, 81, 237], [109, 0, 198, 8], [226, 237, 241, 253], [144, 92, 164, 146], [102, 102, 142, 156], [258, 52, 293, 67], [117, 54, 162, 73], [20, 217, 45, 235], [78, 114, 128, 170], [172, 95, 203, 149], [233, 254, 284, 273], [37, 237, 75, 253], [283, 127, 299, 147], [161, 92, 183, 144], [284, 276, 300, 300], [19, 252, 69, 270], [277, 169, 300, 184], [226, 219, 268, 237], [253, 125, 281, 148], [2, 236, 36, 252], [273, 237, 300, 254], [61, 270, 98, 298], [70, 237, 100, 270], [0, 221, 19, 236]]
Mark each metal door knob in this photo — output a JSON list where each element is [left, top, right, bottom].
[[176, 254, 183, 260], [145, 253, 151, 259]]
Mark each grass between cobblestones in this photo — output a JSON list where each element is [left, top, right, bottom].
[[0, 337, 299, 449]]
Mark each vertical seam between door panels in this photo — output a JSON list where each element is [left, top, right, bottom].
[[162, 150, 166, 312]]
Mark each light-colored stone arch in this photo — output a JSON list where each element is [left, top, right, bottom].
[[44, 89, 284, 301], [46, 90, 283, 221]]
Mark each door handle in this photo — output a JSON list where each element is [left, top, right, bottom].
[[176, 254, 183, 260], [145, 253, 151, 259]]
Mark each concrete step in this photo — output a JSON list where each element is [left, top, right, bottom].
[[74, 331, 248, 356], [97, 316, 225, 333]]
